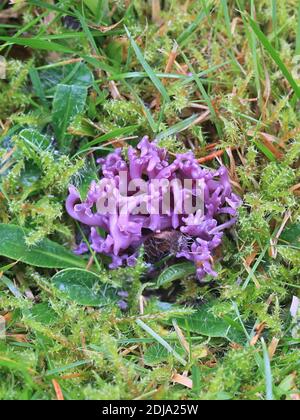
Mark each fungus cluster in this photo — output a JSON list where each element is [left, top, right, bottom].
[[66, 138, 241, 280]]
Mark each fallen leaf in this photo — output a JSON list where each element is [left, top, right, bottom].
[[52, 379, 64, 401], [268, 337, 279, 360], [172, 373, 193, 389]]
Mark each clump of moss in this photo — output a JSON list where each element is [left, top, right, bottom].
[[0, 60, 32, 119]]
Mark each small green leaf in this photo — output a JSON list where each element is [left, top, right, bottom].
[[157, 263, 196, 288], [52, 268, 118, 307], [0, 224, 86, 269], [19, 129, 51, 151], [280, 223, 300, 248], [144, 343, 184, 366], [174, 302, 240, 339], [30, 303, 58, 325], [52, 84, 87, 150], [144, 344, 170, 366], [77, 162, 99, 199], [40, 63, 94, 91], [136, 319, 186, 365], [29, 68, 48, 107]]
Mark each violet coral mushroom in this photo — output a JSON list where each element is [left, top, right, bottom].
[[66, 137, 241, 280]]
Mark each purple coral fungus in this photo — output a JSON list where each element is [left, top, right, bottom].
[[66, 138, 241, 280]]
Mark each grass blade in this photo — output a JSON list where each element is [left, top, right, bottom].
[[29, 68, 48, 107], [156, 114, 199, 140], [261, 338, 274, 401], [221, 0, 232, 43], [297, 0, 300, 54], [271, 0, 279, 50], [182, 51, 223, 137], [73, 8, 99, 55], [254, 140, 276, 161], [177, 4, 213, 47], [248, 16, 300, 99], [0, 36, 74, 53], [136, 319, 186, 366], [45, 360, 91, 377], [125, 26, 170, 103], [52, 84, 88, 150], [77, 125, 139, 154], [250, 0, 262, 100], [242, 243, 269, 290], [123, 79, 157, 133], [27, 0, 71, 15]]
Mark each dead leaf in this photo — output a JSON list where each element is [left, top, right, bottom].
[[245, 244, 259, 267], [0, 8, 19, 20], [290, 183, 300, 196], [250, 322, 266, 346], [263, 64, 271, 119], [248, 130, 283, 159], [172, 373, 193, 389], [3, 312, 13, 323], [121, 345, 139, 356], [7, 334, 29, 343], [89, 20, 123, 33], [109, 80, 122, 100], [268, 337, 279, 360], [52, 379, 64, 401], [231, 17, 241, 35]]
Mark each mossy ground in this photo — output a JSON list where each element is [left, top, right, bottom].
[[0, 0, 299, 400]]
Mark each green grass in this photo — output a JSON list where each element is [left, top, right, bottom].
[[0, 0, 299, 401]]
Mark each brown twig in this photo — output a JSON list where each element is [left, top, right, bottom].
[[164, 42, 178, 80], [191, 110, 211, 127], [89, 20, 123, 33], [198, 149, 225, 164]]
